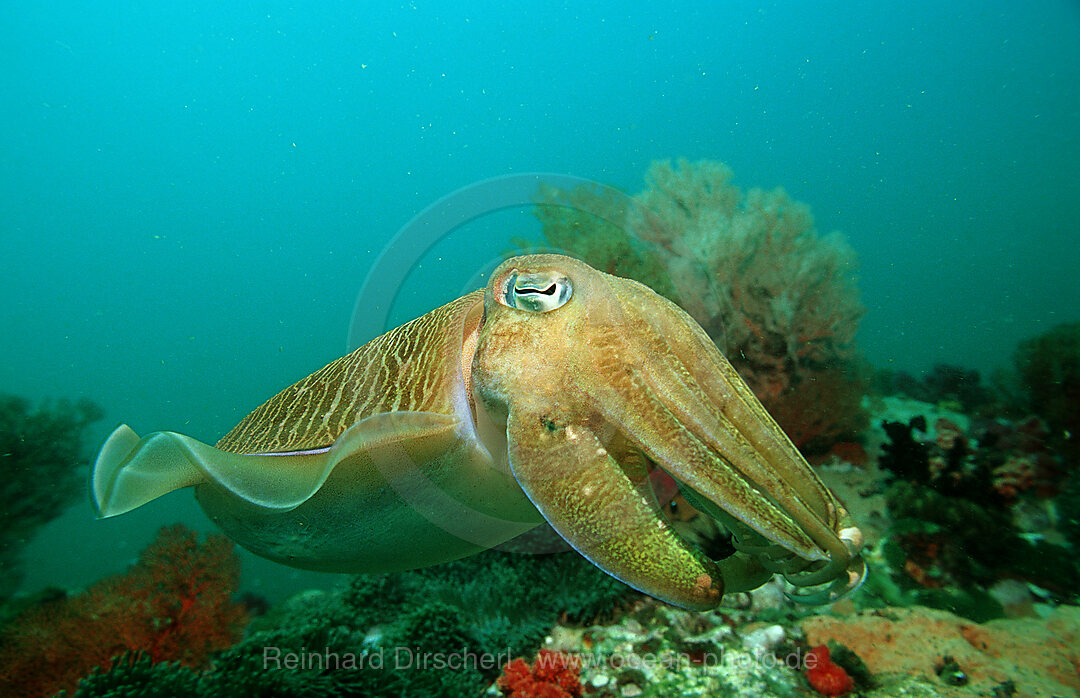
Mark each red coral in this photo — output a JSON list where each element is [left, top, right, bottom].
[[805, 645, 854, 696], [497, 649, 583, 698], [764, 365, 868, 456], [824, 441, 868, 466], [992, 453, 1038, 502], [0, 524, 248, 698]]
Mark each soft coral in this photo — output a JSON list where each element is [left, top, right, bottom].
[[497, 649, 583, 698], [805, 645, 854, 697], [0, 524, 247, 698]]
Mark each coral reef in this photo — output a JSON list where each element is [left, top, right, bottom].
[[0, 393, 102, 598], [68, 547, 632, 697], [873, 364, 997, 416], [868, 405, 1078, 617], [802, 605, 1080, 697], [72, 653, 200, 698], [52, 351, 1080, 697], [0, 525, 247, 698], [539, 594, 850, 697], [534, 158, 867, 455], [1012, 321, 1080, 458]]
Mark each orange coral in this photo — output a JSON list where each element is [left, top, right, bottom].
[[497, 649, 583, 698], [992, 453, 1038, 502], [0, 524, 247, 698], [803, 605, 1080, 696]]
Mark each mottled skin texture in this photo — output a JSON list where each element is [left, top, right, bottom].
[[91, 254, 864, 611]]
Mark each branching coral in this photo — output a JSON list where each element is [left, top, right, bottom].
[[534, 159, 866, 454], [0, 394, 102, 599], [0, 525, 248, 698]]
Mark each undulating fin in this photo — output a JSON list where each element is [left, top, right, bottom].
[[92, 411, 462, 519], [92, 425, 207, 517]]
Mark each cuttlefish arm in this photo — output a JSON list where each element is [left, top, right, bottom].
[[473, 255, 866, 609], [583, 282, 864, 590], [506, 407, 723, 610]]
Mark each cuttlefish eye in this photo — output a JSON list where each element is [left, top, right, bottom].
[[498, 271, 573, 312]]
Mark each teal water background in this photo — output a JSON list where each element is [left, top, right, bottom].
[[2, 1, 1078, 599]]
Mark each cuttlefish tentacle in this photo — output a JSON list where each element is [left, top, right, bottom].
[[505, 407, 723, 611], [586, 355, 821, 558], [597, 367, 858, 595]]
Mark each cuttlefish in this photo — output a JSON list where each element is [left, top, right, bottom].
[[92, 254, 864, 610]]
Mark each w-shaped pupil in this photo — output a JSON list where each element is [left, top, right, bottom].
[[518, 284, 556, 295]]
